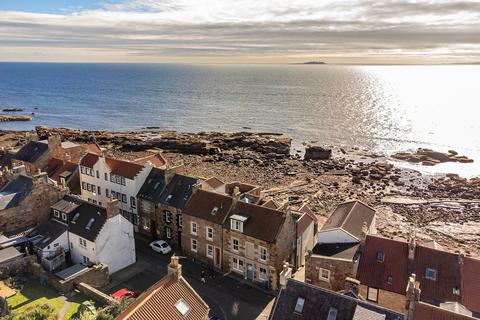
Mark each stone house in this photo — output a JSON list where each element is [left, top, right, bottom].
[[357, 234, 480, 316], [181, 189, 234, 269], [304, 200, 375, 292], [153, 174, 198, 248], [0, 172, 67, 234], [136, 167, 173, 238], [78, 152, 166, 227], [222, 201, 296, 291]]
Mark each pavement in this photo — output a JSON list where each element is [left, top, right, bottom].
[[103, 238, 275, 320]]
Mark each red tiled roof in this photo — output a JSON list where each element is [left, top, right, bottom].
[[106, 157, 145, 180], [81, 143, 102, 155], [133, 153, 167, 169], [79, 153, 99, 168], [226, 201, 285, 243], [414, 245, 462, 303], [116, 273, 209, 320], [357, 235, 409, 295], [44, 158, 78, 183], [183, 189, 234, 225], [462, 256, 480, 313], [413, 302, 475, 320]]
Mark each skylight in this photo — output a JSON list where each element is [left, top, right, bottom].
[[71, 212, 80, 224], [154, 182, 160, 189], [211, 207, 219, 215], [166, 194, 173, 202], [175, 299, 190, 317], [294, 297, 305, 313], [86, 218, 95, 230]]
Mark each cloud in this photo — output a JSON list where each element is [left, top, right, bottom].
[[1, 0, 480, 63]]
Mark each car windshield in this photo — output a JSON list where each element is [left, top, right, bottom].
[[161, 243, 169, 248], [154, 243, 161, 247]]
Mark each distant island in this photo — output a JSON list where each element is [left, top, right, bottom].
[[303, 61, 325, 65]]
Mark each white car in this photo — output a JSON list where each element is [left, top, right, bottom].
[[149, 240, 172, 254]]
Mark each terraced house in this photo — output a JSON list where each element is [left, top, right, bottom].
[[181, 189, 234, 269], [154, 174, 198, 247], [78, 152, 166, 226], [222, 201, 296, 291]]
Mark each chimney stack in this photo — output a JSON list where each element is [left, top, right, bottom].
[[107, 197, 120, 219], [405, 274, 421, 320], [408, 231, 416, 275], [344, 277, 360, 296], [63, 153, 71, 165], [279, 262, 292, 289], [168, 255, 182, 278]]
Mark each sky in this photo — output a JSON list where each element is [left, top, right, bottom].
[[1, 0, 480, 64]]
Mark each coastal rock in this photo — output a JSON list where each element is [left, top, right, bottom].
[[392, 148, 474, 166], [304, 146, 332, 160]]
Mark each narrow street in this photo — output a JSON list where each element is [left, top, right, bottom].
[[105, 239, 275, 319]]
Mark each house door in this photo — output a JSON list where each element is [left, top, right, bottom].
[[214, 247, 221, 268], [177, 231, 182, 248], [247, 264, 254, 281]]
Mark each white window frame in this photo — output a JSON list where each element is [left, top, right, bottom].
[[367, 287, 379, 302], [61, 212, 67, 221], [232, 238, 239, 252], [191, 239, 197, 252], [165, 210, 172, 223], [178, 215, 183, 227], [190, 222, 197, 235], [230, 219, 243, 232], [130, 196, 136, 209], [165, 226, 172, 239], [319, 268, 331, 282], [79, 238, 87, 248], [206, 227, 213, 241], [259, 246, 268, 262], [232, 257, 244, 273], [259, 267, 268, 281], [425, 268, 437, 281], [206, 244, 213, 258], [53, 210, 60, 218]]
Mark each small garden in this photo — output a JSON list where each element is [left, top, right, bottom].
[[0, 277, 132, 320]]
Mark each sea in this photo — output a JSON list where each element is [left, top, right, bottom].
[[1, 62, 479, 177]]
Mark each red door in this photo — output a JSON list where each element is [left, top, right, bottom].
[[214, 247, 221, 268]]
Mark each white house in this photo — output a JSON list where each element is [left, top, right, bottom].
[[78, 152, 166, 225], [68, 198, 136, 274], [316, 200, 376, 244]]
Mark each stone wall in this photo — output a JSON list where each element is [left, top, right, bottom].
[[181, 215, 223, 268], [359, 284, 407, 314], [0, 173, 67, 233], [155, 204, 183, 248], [28, 262, 109, 293], [77, 282, 116, 305], [304, 255, 355, 292], [0, 255, 36, 279]]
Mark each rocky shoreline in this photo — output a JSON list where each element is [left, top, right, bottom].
[[0, 115, 32, 122], [1, 126, 479, 255]]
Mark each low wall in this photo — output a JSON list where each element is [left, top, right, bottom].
[[28, 262, 110, 293], [76, 282, 116, 305], [0, 255, 36, 280]]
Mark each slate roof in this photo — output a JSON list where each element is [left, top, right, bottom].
[[413, 302, 476, 320], [296, 212, 315, 237], [321, 200, 375, 239], [0, 175, 33, 210], [14, 140, 49, 163], [158, 174, 198, 209], [414, 245, 462, 303], [30, 220, 67, 249], [357, 235, 409, 295], [68, 201, 107, 242], [226, 201, 285, 243], [183, 189, 234, 225], [136, 168, 167, 202], [312, 242, 360, 260], [0, 247, 23, 264], [51, 195, 82, 214], [117, 273, 209, 320], [269, 278, 404, 320], [462, 256, 480, 314]]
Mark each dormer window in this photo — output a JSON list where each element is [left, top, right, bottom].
[[327, 308, 338, 320], [61, 213, 67, 221], [230, 214, 248, 233]]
